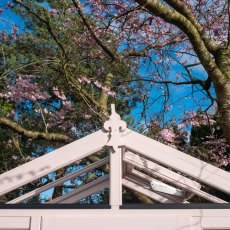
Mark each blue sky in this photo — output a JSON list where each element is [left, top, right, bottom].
[[131, 57, 214, 130], [0, 1, 216, 204], [0, 1, 214, 130], [0, 1, 24, 31], [0, 0, 49, 32]]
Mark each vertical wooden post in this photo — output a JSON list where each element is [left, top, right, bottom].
[[104, 104, 127, 210], [109, 147, 122, 209], [30, 216, 41, 230]]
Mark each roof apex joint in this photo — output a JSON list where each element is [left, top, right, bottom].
[[104, 104, 127, 151]]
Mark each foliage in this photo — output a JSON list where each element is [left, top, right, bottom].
[[0, 0, 139, 202], [0, 0, 230, 203], [190, 116, 229, 169]]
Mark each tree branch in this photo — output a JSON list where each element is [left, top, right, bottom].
[[72, 0, 119, 62], [228, 0, 230, 48], [124, 36, 188, 58], [14, 0, 67, 58], [0, 117, 70, 143], [62, 66, 106, 120], [98, 72, 113, 120], [135, 0, 226, 86], [163, 0, 219, 53], [118, 78, 203, 85]]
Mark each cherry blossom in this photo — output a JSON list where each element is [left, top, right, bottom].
[[159, 128, 176, 143], [2, 74, 50, 103], [49, 9, 59, 14]]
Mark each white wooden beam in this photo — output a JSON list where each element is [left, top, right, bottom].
[[131, 169, 188, 201], [126, 173, 188, 203], [48, 175, 109, 204], [124, 151, 227, 203], [30, 217, 41, 230], [122, 176, 176, 203], [57, 178, 109, 204], [124, 151, 201, 189], [123, 129, 230, 194], [103, 105, 125, 209], [109, 147, 122, 209], [0, 217, 30, 229], [201, 217, 230, 229], [0, 130, 108, 197], [7, 157, 109, 204]]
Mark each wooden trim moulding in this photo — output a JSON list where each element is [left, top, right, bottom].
[[120, 203, 230, 209], [0, 204, 111, 209], [1, 203, 230, 209]]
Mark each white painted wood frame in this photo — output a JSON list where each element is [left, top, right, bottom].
[[123, 151, 227, 203], [122, 129, 230, 194], [0, 104, 230, 230], [7, 156, 109, 204], [0, 130, 108, 196], [48, 175, 109, 204]]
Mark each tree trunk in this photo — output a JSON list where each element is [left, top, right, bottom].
[[52, 168, 66, 199], [214, 48, 230, 146]]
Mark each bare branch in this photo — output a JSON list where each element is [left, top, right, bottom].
[[14, 0, 67, 58], [135, 0, 226, 86], [124, 36, 188, 58], [117, 78, 202, 85], [0, 117, 70, 143], [163, 0, 219, 53], [184, 62, 201, 68], [72, 0, 119, 62]]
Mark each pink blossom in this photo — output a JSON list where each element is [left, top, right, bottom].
[[83, 113, 92, 120], [166, 104, 172, 111], [78, 78, 83, 83], [66, 8, 77, 13], [52, 86, 67, 100], [177, 123, 184, 129], [102, 86, 110, 93], [11, 25, 18, 40], [94, 80, 102, 88], [159, 129, 176, 143], [108, 90, 116, 98], [2, 74, 50, 102], [181, 111, 216, 127], [6, 110, 16, 119], [152, 121, 159, 125], [78, 76, 91, 84], [62, 100, 74, 110], [49, 9, 59, 14], [12, 155, 19, 160]]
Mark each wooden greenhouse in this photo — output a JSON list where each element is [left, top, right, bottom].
[[0, 104, 230, 230]]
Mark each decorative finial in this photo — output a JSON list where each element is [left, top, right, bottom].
[[109, 104, 121, 120], [104, 104, 127, 151], [111, 104, 116, 114]]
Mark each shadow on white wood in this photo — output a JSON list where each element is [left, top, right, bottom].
[[0, 104, 230, 230]]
